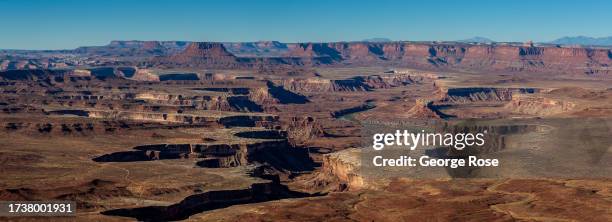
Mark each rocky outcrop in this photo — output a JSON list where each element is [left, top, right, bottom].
[[152, 41, 611, 75], [5, 41, 611, 75], [87, 110, 218, 124], [192, 85, 308, 110], [135, 92, 263, 112], [279, 78, 345, 92], [265, 81, 309, 104], [128, 68, 159, 81], [318, 148, 364, 191], [153, 42, 308, 70], [0, 67, 161, 82], [282, 116, 325, 145], [505, 95, 576, 115], [439, 87, 539, 103], [82, 109, 277, 127], [278, 74, 419, 93], [458, 45, 611, 75], [1, 119, 180, 135], [406, 99, 444, 119], [155, 42, 241, 68]]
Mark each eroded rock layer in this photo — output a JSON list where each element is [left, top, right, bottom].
[[150, 41, 611, 75]]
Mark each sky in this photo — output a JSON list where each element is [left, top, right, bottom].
[[0, 0, 611, 50]]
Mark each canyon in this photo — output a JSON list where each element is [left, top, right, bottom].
[[0, 40, 610, 221]]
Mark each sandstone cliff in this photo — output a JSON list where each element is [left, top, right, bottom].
[[155, 41, 611, 75]]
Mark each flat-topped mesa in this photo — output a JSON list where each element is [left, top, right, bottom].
[[157, 42, 240, 68], [89, 41, 610, 74], [263, 42, 612, 74], [284, 43, 344, 63], [154, 42, 309, 69], [181, 42, 236, 59], [439, 87, 540, 103], [284, 42, 388, 64], [505, 94, 577, 116], [390, 43, 610, 74], [135, 92, 264, 112], [0, 67, 158, 82], [457, 45, 611, 74], [63, 109, 278, 127], [4, 41, 611, 75], [277, 74, 419, 93]]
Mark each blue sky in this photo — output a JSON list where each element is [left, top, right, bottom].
[[1, 0, 611, 49]]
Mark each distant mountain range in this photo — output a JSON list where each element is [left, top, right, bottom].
[[457, 36, 495, 43], [362, 37, 498, 43], [362, 38, 392, 42], [548, 36, 612, 46], [455, 36, 612, 46]]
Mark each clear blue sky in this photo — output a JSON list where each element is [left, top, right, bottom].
[[1, 0, 611, 49]]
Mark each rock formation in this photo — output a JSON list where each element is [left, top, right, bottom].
[[156, 41, 612, 75]]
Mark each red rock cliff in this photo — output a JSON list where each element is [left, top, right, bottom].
[[154, 41, 611, 75]]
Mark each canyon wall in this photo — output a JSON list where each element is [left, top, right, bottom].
[[153, 41, 611, 75], [319, 148, 365, 191], [5, 41, 609, 75], [4, 40, 610, 75]]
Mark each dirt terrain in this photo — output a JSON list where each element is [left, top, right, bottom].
[[0, 41, 610, 221]]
